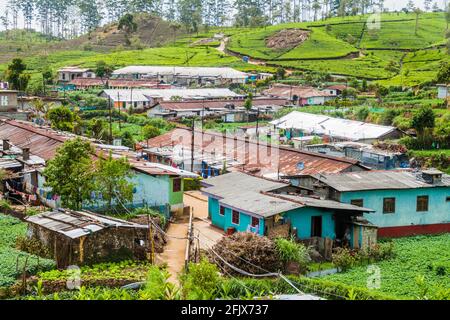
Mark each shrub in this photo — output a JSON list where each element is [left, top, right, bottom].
[[274, 237, 310, 268], [180, 259, 222, 300], [139, 266, 179, 300], [0, 199, 12, 213], [332, 248, 356, 272], [142, 125, 161, 140]]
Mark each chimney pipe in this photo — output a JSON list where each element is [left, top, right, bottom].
[[22, 148, 30, 161], [3, 139, 10, 151]]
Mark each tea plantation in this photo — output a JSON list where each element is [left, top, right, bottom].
[[0, 214, 55, 288], [323, 234, 450, 299]]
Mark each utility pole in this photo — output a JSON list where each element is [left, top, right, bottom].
[[256, 108, 260, 138], [191, 118, 195, 173], [108, 95, 113, 145], [118, 91, 121, 131]]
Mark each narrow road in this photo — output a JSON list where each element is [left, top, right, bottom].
[[157, 221, 188, 284]]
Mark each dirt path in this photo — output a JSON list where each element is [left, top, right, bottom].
[[184, 191, 224, 250], [157, 221, 188, 284], [217, 37, 268, 67]]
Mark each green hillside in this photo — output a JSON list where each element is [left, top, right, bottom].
[[0, 12, 448, 89]]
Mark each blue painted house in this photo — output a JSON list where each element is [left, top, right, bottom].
[[202, 172, 376, 249], [310, 169, 450, 238]]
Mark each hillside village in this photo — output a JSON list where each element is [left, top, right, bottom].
[[0, 0, 449, 302]]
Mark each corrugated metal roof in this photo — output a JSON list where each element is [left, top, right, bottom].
[[139, 127, 363, 176], [264, 84, 334, 99], [113, 66, 248, 79], [275, 194, 374, 212], [69, 78, 167, 88], [202, 172, 372, 217], [58, 67, 92, 73], [25, 209, 148, 239], [0, 120, 71, 160], [315, 170, 450, 192], [0, 158, 22, 169], [0, 119, 197, 178], [102, 88, 243, 102], [157, 98, 287, 111], [202, 172, 303, 217], [271, 111, 398, 141]]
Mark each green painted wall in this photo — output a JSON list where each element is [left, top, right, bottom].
[[168, 177, 184, 206]]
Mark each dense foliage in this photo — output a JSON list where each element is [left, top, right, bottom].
[[325, 234, 450, 299]]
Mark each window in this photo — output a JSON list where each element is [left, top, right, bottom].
[[251, 216, 259, 227], [383, 198, 396, 214], [232, 210, 240, 225], [351, 199, 364, 207], [0, 96, 8, 106], [219, 206, 225, 216], [311, 216, 322, 237], [417, 196, 429, 212], [172, 178, 182, 193]]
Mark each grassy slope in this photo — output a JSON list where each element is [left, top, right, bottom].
[[0, 12, 447, 87], [227, 12, 447, 85]]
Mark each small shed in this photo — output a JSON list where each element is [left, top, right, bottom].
[[25, 209, 149, 268]]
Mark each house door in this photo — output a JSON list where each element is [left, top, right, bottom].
[[311, 216, 322, 237]]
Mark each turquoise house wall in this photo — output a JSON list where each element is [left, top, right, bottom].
[[283, 207, 336, 239], [131, 173, 170, 207], [208, 196, 336, 239], [208, 196, 265, 235], [340, 187, 450, 228]]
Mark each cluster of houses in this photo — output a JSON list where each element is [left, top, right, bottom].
[[140, 125, 450, 247], [0, 118, 198, 213], [0, 65, 448, 266]]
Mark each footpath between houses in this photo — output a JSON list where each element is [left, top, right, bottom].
[[157, 191, 224, 284]]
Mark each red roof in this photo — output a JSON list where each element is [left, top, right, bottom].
[[326, 85, 348, 91], [0, 120, 70, 160], [157, 98, 287, 111], [138, 127, 365, 176], [264, 84, 333, 99]]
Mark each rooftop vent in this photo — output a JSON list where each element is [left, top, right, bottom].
[[421, 169, 443, 184], [2, 139, 10, 151]]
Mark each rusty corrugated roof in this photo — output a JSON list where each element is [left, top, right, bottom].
[[0, 120, 71, 160], [139, 128, 365, 176], [158, 98, 288, 111]]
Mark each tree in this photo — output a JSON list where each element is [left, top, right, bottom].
[[361, 79, 368, 92], [178, 0, 203, 33], [118, 13, 138, 45], [90, 118, 109, 141], [46, 106, 76, 132], [95, 61, 113, 83], [120, 131, 136, 149], [276, 67, 286, 80], [375, 85, 389, 103], [94, 152, 135, 211], [412, 106, 435, 136], [244, 92, 253, 124], [169, 22, 182, 44], [43, 138, 95, 210], [436, 62, 450, 83], [78, 0, 101, 34], [142, 124, 161, 139], [424, 0, 432, 12], [413, 8, 422, 36], [445, 5, 450, 30], [5, 58, 30, 91]]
